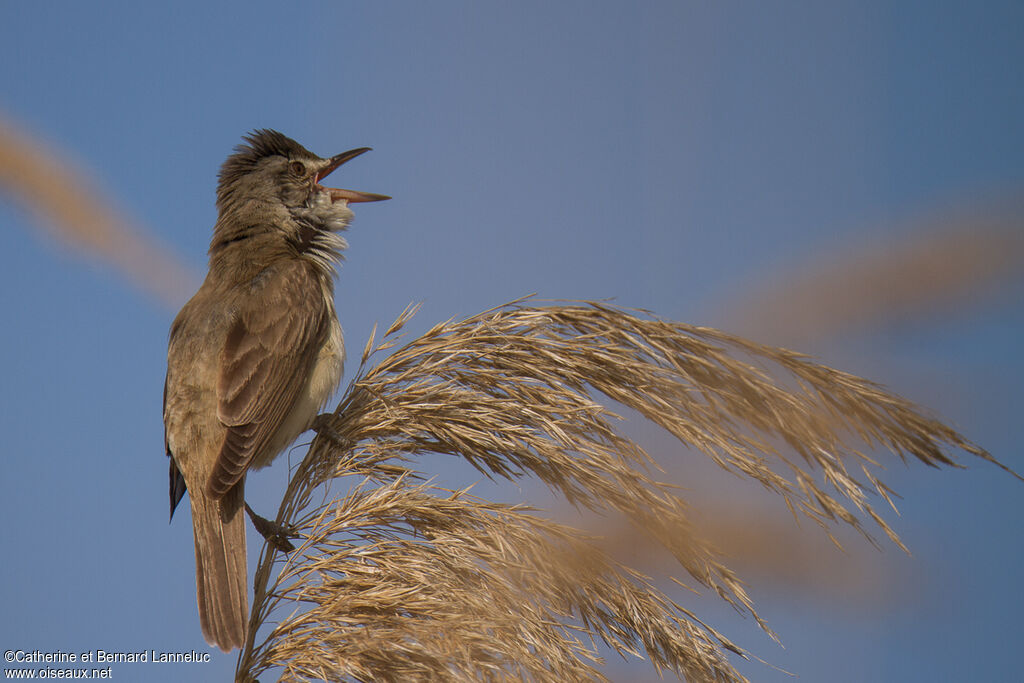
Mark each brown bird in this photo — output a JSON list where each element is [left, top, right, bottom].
[[163, 129, 388, 651]]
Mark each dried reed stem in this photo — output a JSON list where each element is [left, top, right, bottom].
[[236, 299, 1016, 682], [0, 115, 196, 308], [719, 201, 1024, 346]]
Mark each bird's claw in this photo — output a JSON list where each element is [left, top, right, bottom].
[[312, 413, 348, 447], [244, 503, 298, 553]]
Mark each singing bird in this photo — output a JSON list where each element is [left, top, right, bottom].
[[163, 130, 388, 651]]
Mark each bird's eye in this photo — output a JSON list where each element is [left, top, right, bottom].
[[289, 160, 306, 176]]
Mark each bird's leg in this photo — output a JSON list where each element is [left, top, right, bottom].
[[312, 413, 348, 447], [244, 503, 297, 553], [313, 412, 414, 479]]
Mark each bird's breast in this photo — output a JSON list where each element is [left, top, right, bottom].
[[308, 315, 345, 411]]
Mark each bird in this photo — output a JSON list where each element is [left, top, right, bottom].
[[163, 129, 388, 651]]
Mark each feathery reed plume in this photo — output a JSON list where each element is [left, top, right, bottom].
[[717, 199, 1024, 347], [237, 300, 1017, 682], [0, 115, 197, 308], [593, 506, 889, 603]]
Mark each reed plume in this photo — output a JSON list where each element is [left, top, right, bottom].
[[0, 115, 196, 308], [717, 200, 1024, 347], [235, 299, 1016, 682]]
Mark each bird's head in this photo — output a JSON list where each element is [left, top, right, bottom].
[[212, 129, 389, 261]]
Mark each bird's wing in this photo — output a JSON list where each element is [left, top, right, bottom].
[[209, 262, 329, 498], [164, 375, 188, 520]]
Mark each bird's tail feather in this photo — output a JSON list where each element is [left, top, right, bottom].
[[191, 482, 247, 652]]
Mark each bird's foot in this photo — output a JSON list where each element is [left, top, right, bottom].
[[244, 503, 298, 553], [312, 413, 349, 447]]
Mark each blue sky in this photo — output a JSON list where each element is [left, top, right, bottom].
[[1, 2, 1022, 681]]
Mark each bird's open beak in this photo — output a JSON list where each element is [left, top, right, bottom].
[[316, 148, 391, 203]]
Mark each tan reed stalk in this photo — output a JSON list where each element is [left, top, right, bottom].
[[0, 115, 196, 308], [235, 299, 1018, 683]]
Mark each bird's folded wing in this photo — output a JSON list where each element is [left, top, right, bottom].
[[210, 262, 328, 498]]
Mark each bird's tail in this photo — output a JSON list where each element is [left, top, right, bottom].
[[190, 482, 248, 652]]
